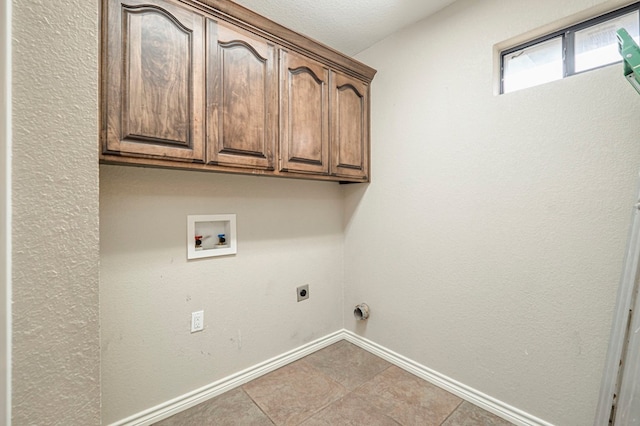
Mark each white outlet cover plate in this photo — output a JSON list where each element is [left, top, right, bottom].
[[191, 310, 204, 333]]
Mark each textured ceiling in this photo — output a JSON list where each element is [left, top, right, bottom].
[[231, 0, 457, 56]]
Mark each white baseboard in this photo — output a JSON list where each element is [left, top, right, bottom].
[[342, 330, 553, 426], [109, 330, 344, 426], [111, 329, 552, 426]]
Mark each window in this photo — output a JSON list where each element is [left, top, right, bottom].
[[501, 3, 640, 94]]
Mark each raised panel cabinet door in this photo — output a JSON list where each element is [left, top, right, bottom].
[[103, 0, 205, 161], [207, 21, 277, 170], [279, 50, 330, 175], [330, 72, 370, 181]]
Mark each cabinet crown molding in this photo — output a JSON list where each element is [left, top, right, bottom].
[[183, 0, 377, 82]]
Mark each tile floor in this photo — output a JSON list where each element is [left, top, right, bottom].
[[154, 340, 515, 426]]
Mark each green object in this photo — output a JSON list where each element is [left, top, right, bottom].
[[617, 28, 640, 94]]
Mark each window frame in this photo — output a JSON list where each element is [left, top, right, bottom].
[[500, 2, 640, 94]]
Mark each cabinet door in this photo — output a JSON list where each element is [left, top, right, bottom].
[[207, 22, 277, 170], [280, 50, 330, 174], [103, 0, 205, 162], [330, 72, 370, 181]]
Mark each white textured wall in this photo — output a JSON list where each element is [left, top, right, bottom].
[[20, 0, 640, 424], [11, 0, 100, 424], [100, 166, 345, 423], [1, 0, 9, 422], [347, 0, 640, 425]]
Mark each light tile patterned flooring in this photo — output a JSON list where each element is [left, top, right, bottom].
[[155, 340, 514, 425]]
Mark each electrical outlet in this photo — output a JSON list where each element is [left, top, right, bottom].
[[297, 285, 309, 302], [191, 310, 204, 333]]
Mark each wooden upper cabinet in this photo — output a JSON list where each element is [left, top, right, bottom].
[[279, 50, 330, 175], [330, 72, 370, 181], [102, 0, 205, 162], [100, 0, 376, 181], [206, 21, 277, 170]]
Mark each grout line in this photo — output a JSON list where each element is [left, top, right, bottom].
[[289, 360, 344, 425], [438, 399, 465, 426], [239, 387, 275, 426]]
